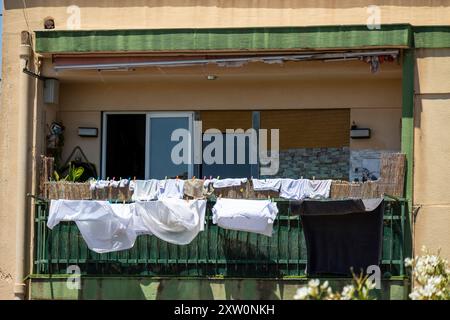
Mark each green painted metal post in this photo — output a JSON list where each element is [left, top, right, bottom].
[[401, 49, 415, 261], [401, 49, 415, 206]]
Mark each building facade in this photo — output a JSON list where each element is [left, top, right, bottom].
[[1, 1, 449, 300]]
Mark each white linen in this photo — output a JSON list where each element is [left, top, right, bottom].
[[134, 199, 206, 245], [213, 178, 248, 188], [308, 179, 332, 199], [48, 200, 137, 254], [252, 179, 282, 192], [212, 199, 279, 237], [280, 179, 310, 200], [157, 179, 185, 199], [131, 179, 159, 201]]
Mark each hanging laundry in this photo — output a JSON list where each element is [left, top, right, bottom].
[[213, 178, 248, 189], [184, 179, 205, 199], [307, 179, 332, 199], [212, 199, 279, 237], [252, 179, 282, 192], [47, 200, 137, 254], [298, 198, 385, 276], [134, 199, 206, 245], [119, 179, 129, 188], [280, 179, 310, 200], [131, 179, 159, 201], [203, 179, 218, 188], [157, 179, 185, 199]]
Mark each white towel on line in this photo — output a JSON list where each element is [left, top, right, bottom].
[[131, 179, 159, 201], [308, 179, 332, 199], [212, 198, 279, 237], [213, 178, 248, 189], [280, 179, 310, 200], [252, 179, 282, 192], [157, 179, 185, 199]]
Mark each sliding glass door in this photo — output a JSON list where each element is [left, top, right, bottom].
[[102, 112, 193, 179], [148, 113, 193, 179]]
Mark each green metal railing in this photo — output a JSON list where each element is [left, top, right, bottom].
[[33, 199, 409, 277]]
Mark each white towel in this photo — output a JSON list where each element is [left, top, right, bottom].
[[134, 199, 206, 245], [48, 200, 137, 254], [213, 178, 248, 189], [280, 179, 310, 200], [157, 179, 185, 199], [131, 179, 159, 201], [212, 199, 279, 237], [252, 179, 282, 192], [308, 179, 332, 199]]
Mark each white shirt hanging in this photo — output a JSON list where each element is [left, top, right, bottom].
[[48, 200, 137, 254]]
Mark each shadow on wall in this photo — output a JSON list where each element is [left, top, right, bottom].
[[4, 0, 443, 10]]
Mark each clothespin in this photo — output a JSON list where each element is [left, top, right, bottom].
[[165, 176, 168, 180], [176, 176, 179, 180], [209, 176, 212, 180], [217, 176, 221, 180], [192, 176, 196, 181], [106, 177, 110, 181], [313, 176, 316, 181], [203, 176, 206, 181], [112, 177, 116, 181], [133, 176, 136, 182]]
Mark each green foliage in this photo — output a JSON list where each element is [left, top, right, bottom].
[[53, 164, 84, 182]]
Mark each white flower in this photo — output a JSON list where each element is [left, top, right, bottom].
[[308, 279, 320, 288], [341, 285, 355, 300], [294, 287, 309, 300], [320, 281, 329, 290]]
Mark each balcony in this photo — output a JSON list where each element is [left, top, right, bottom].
[[33, 198, 409, 278]]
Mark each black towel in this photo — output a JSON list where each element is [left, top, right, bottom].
[[293, 199, 385, 276]]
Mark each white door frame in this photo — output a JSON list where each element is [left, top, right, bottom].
[[101, 111, 194, 179]]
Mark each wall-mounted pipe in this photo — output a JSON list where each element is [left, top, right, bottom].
[[14, 31, 32, 300]]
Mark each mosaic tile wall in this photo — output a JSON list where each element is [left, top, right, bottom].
[[262, 147, 350, 180]]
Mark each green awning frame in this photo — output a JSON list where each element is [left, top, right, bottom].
[[36, 24, 418, 54]]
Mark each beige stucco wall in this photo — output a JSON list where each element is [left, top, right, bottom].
[[3, 0, 450, 30], [1, 1, 449, 300], [414, 49, 450, 260]]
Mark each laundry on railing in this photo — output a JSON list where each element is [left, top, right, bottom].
[[212, 198, 279, 237], [295, 198, 385, 276], [48, 198, 207, 253], [48, 200, 137, 254], [134, 199, 206, 245], [252, 179, 282, 192]]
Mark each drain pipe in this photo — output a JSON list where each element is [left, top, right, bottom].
[[14, 31, 32, 300]]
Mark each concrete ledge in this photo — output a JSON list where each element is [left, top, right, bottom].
[[29, 276, 410, 300]]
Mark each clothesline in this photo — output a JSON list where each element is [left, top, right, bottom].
[[89, 177, 333, 201]]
